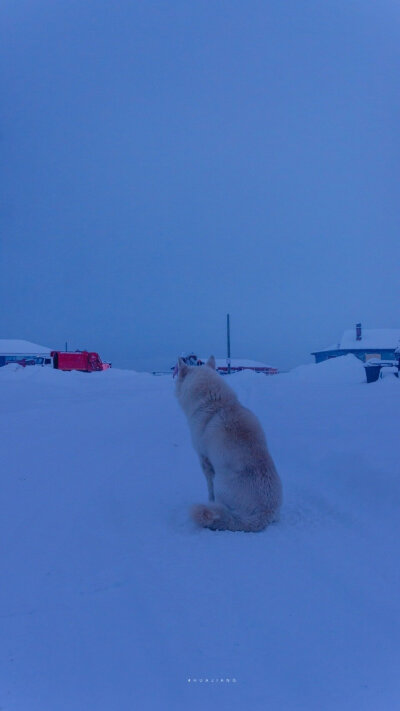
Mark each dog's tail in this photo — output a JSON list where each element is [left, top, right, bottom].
[[191, 503, 275, 533]]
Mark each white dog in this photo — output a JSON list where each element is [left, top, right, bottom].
[[175, 356, 282, 532]]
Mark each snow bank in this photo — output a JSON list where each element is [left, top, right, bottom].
[[0, 362, 25, 373], [287, 354, 366, 384]]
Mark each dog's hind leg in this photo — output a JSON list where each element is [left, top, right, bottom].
[[199, 455, 215, 502]]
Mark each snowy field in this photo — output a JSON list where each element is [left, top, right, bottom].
[[1, 355, 399, 711]]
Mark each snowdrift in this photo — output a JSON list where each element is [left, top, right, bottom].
[[287, 353, 366, 384]]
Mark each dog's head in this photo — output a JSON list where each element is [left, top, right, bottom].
[[174, 355, 216, 408]]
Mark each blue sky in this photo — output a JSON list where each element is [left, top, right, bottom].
[[1, 0, 399, 370]]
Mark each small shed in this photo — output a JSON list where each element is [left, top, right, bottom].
[[0, 339, 52, 367], [311, 324, 400, 364]]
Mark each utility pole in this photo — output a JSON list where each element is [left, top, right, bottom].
[[226, 313, 231, 374], [65, 341, 68, 352]]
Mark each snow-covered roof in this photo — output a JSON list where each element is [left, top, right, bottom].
[[340, 329, 400, 349], [0, 339, 52, 354], [314, 328, 400, 353]]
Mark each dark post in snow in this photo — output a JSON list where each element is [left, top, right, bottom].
[[226, 313, 231, 375], [65, 342, 68, 352]]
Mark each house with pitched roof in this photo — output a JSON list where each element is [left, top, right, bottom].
[[312, 324, 400, 363], [0, 339, 52, 367]]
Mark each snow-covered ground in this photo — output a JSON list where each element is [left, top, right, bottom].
[[1, 356, 399, 710]]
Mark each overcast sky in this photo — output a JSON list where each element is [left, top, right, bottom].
[[1, 0, 399, 371]]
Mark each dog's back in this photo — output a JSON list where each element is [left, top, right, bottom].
[[176, 357, 282, 532]]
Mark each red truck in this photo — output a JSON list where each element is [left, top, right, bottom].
[[51, 351, 111, 372]]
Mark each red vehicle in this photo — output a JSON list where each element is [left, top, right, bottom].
[[51, 351, 111, 372]]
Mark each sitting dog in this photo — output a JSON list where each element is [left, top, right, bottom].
[[175, 356, 282, 532]]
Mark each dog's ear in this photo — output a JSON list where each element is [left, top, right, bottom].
[[177, 357, 189, 378], [206, 355, 216, 370]]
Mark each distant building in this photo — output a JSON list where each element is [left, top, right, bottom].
[[198, 357, 278, 375], [0, 339, 52, 367], [312, 324, 400, 364]]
